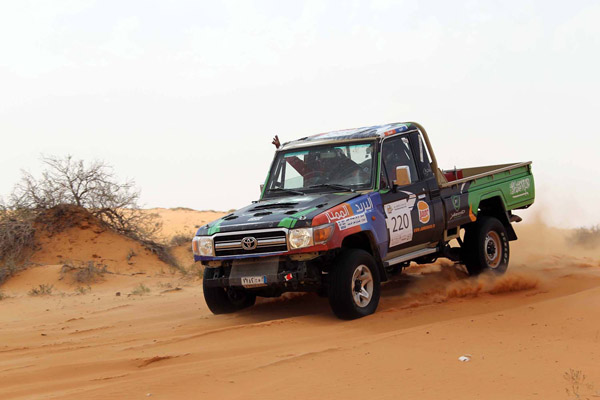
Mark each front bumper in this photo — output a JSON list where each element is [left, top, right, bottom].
[[202, 255, 328, 293]]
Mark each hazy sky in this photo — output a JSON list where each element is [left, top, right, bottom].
[[1, 0, 599, 228]]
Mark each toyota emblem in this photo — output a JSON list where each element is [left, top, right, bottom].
[[241, 237, 258, 251]]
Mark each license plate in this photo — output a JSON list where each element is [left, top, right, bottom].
[[241, 276, 267, 288]]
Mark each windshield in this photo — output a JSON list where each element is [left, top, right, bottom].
[[265, 142, 375, 195]]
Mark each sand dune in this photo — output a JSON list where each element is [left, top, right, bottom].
[[150, 208, 227, 241], [0, 212, 599, 399]]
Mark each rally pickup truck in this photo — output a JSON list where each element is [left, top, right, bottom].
[[193, 122, 535, 319]]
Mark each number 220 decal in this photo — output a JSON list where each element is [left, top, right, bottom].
[[384, 194, 416, 247], [390, 213, 410, 233]]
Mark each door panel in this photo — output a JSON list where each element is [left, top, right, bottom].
[[381, 183, 437, 251], [380, 133, 440, 252]]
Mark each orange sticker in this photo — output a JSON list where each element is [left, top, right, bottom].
[[414, 224, 435, 233], [417, 201, 430, 224], [469, 204, 477, 222]]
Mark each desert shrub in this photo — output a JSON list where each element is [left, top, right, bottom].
[[0, 290, 6, 300], [170, 207, 194, 211], [1, 155, 181, 275], [0, 206, 36, 283], [170, 233, 193, 247], [74, 286, 91, 295], [9, 155, 161, 242], [126, 249, 136, 262], [28, 284, 54, 296], [139, 239, 179, 268], [571, 225, 600, 249], [131, 283, 150, 296], [564, 368, 596, 399], [60, 261, 107, 284]]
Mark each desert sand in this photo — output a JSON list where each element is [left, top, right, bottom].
[[0, 209, 599, 399]]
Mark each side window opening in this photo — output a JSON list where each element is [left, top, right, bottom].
[[381, 135, 419, 188], [416, 133, 434, 179]]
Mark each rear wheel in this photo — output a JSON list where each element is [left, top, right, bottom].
[[463, 216, 510, 275], [203, 276, 256, 314], [328, 249, 381, 319]]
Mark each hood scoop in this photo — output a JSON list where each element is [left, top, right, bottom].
[[253, 211, 272, 217], [223, 214, 238, 220], [251, 202, 298, 211]]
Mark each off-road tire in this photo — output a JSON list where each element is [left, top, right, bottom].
[[463, 216, 510, 276], [328, 249, 381, 320], [203, 277, 257, 314]]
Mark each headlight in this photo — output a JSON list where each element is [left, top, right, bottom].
[[289, 224, 335, 249], [288, 228, 314, 249], [192, 236, 214, 256]]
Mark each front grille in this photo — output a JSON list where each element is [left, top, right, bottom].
[[213, 229, 288, 257]]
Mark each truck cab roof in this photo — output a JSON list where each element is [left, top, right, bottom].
[[280, 122, 417, 151]]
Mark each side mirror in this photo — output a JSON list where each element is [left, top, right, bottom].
[[260, 183, 265, 193], [394, 166, 411, 187]]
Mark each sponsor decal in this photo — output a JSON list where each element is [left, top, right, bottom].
[[284, 273, 293, 281], [382, 124, 409, 136], [337, 213, 368, 231], [510, 178, 531, 199], [353, 197, 373, 214], [384, 194, 416, 247], [452, 195, 460, 211], [449, 210, 466, 221], [324, 203, 352, 223], [248, 216, 263, 221], [414, 224, 436, 233], [417, 201, 430, 224]]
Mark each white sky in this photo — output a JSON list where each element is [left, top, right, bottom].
[[1, 0, 599, 228]]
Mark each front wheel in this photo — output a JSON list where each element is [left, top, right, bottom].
[[328, 249, 381, 320], [463, 216, 510, 275], [203, 275, 256, 314]]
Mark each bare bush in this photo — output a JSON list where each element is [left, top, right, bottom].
[[28, 284, 54, 296], [139, 239, 179, 268], [74, 286, 91, 295], [10, 155, 161, 241], [564, 368, 596, 399], [60, 261, 108, 284], [0, 205, 36, 283], [170, 233, 193, 247], [131, 283, 150, 296], [170, 207, 194, 211], [126, 249, 136, 263], [0, 155, 181, 281], [571, 225, 600, 249]]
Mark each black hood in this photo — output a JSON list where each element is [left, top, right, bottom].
[[196, 192, 360, 235]]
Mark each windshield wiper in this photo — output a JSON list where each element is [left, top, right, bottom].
[[309, 183, 355, 193], [268, 188, 306, 196]]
